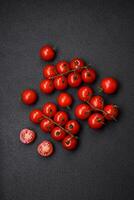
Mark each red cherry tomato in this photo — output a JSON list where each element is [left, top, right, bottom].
[[100, 77, 118, 94], [78, 86, 93, 102], [62, 135, 78, 150], [75, 103, 92, 120], [37, 140, 54, 157], [29, 109, 43, 124], [90, 95, 104, 110], [65, 120, 80, 135], [70, 58, 85, 72], [40, 79, 55, 94], [54, 111, 69, 126], [68, 72, 82, 87], [88, 113, 105, 129], [21, 89, 37, 105], [54, 76, 68, 90], [43, 65, 57, 79], [104, 104, 119, 120], [40, 118, 55, 133], [20, 128, 36, 144], [39, 45, 55, 61], [50, 127, 66, 141], [82, 68, 96, 83], [56, 61, 70, 74], [57, 92, 73, 108], [42, 102, 57, 118]]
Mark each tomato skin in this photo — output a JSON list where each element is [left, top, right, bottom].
[[57, 93, 73, 108], [37, 140, 54, 157], [75, 103, 92, 120], [39, 45, 55, 61], [50, 127, 66, 141], [82, 68, 96, 83], [62, 135, 78, 150], [68, 72, 82, 87], [40, 79, 55, 94], [56, 61, 70, 74], [70, 58, 85, 72], [100, 77, 118, 94], [88, 113, 105, 129], [20, 128, 36, 144], [54, 111, 69, 126], [65, 120, 80, 135], [43, 65, 57, 79], [54, 76, 68, 90], [29, 109, 43, 124], [104, 104, 119, 120], [78, 86, 93, 102], [90, 95, 104, 110], [40, 119, 55, 133], [21, 89, 37, 105], [42, 102, 57, 118]]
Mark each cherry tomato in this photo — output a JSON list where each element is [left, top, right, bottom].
[[37, 140, 54, 157], [65, 120, 80, 135], [39, 45, 55, 61], [29, 109, 43, 124], [104, 104, 119, 120], [90, 95, 104, 110], [50, 127, 66, 141], [54, 111, 69, 126], [40, 79, 55, 94], [100, 77, 118, 94], [42, 102, 57, 118], [43, 65, 57, 79], [57, 92, 73, 108], [88, 113, 105, 129], [82, 68, 96, 83], [62, 135, 78, 150], [78, 86, 93, 102], [56, 61, 70, 74], [21, 89, 37, 105], [54, 76, 68, 90], [70, 58, 85, 72], [68, 72, 82, 87], [20, 128, 36, 144], [40, 118, 55, 133], [75, 103, 92, 120]]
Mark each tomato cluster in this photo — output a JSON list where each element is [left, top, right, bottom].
[[20, 44, 120, 158]]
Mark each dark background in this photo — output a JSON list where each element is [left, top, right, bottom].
[[0, 0, 134, 200]]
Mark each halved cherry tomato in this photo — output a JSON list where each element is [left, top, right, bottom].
[[20, 128, 36, 144], [37, 140, 54, 157]]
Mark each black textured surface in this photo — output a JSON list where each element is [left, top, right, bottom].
[[0, 0, 134, 200]]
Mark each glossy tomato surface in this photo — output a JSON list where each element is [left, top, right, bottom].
[[21, 89, 37, 105]]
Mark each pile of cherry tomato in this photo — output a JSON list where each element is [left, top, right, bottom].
[[20, 44, 119, 158]]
